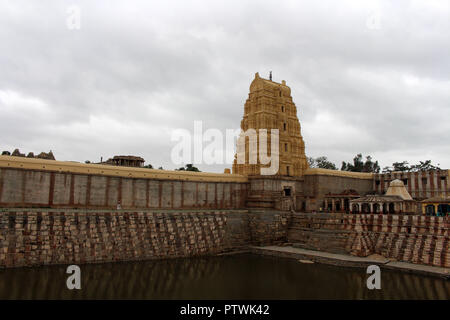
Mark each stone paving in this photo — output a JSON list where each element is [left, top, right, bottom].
[[251, 245, 450, 279]]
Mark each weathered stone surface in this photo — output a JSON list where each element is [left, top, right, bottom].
[[0, 167, 247, 210], [0, 209, 290, 268], [288, 213, 449, 268]]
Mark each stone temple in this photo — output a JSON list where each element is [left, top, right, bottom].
[[0, 73, 448, 269], [232, 72, 308, 177]]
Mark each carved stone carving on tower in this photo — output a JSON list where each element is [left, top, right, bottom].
[[232, 72, 308, 177]]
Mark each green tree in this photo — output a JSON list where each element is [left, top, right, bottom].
[[143, 164, 153, 169], [383, 160, 440, 173], [382, 166, 393, 173], [308, 156, 337, 170], [410, 160, 440, 172], [341, 153, 380, 173], [176, 164, 201, 172], [392, 161, 410, 172]]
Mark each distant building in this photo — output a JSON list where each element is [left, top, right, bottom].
[[103, 155, 145, 167]]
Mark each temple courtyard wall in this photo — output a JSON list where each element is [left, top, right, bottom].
[[0, 156, 248, 210]]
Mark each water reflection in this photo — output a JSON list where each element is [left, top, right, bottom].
[[0, 254, 448, 299]]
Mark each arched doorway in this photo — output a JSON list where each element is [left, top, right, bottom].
[[362, 203, 370, 213], [388, 203, 395, 214], [352, 204, 359, 214], [335, 201, 341, 212], [373, 203, 380, 214], [344, 199, 350, 211]]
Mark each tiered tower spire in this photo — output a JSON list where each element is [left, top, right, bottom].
[[232, 72, 308, 176]]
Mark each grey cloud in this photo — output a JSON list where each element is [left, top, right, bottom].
[[0, 0, 449, 172]]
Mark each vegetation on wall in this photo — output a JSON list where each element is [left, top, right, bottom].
[[176, 164, 201, 172], [308, 156, 337, 170], [382, 160, 441, 173], [341, 154, 380, 173], [310, 154, 442, 173]]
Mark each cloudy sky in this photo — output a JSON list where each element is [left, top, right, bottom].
[[1, 0, 449, 172]]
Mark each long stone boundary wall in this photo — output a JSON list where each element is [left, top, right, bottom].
[[288, 213, 449, 268], [0, 209, 290, 268], [0, 166, 248, 210]]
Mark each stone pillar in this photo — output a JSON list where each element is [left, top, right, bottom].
[[331, 199, 335, 212], [325, 199, 328, 212], [341, 199, 344, 212], [369, 203, 373, 213]]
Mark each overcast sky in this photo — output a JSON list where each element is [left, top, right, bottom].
[[1, 0, 449, 172]]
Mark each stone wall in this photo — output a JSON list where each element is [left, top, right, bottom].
[[248, 210, 291, 245], [0, 209, 290, 268], [0, 168, 247, 210], [373, 170, 450, 200], [288, 213, 449, 268], [303, 173, 373, 211]]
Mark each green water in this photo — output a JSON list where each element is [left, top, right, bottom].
[[0, 253, 448, 299]]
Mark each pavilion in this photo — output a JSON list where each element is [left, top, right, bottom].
[[350, 179, 417, 214]]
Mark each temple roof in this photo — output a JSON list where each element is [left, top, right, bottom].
[[250, 72, 291, 95], [350, 195, 403, 203], [111, 155, 145, 161], [422, 195, 450, 203], [385, 179, 413, 200]]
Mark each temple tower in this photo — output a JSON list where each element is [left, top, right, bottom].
[[232, 72, 308, 177]]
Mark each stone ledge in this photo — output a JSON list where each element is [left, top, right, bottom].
[[250, 245, 450, 279]]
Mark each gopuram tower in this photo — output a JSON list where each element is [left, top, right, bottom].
[[232, 72, 308, 177]]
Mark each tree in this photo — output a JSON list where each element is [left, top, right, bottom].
[[308, 156, 337, 170], [176, 164, 201, 172], [143, 164, 153, 169], [341, 153, 380, 173], [392, 161, 410, 172], [382, 166, 393, 173], [382, 160, 440, 173], [410, 160, 440, 172]]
